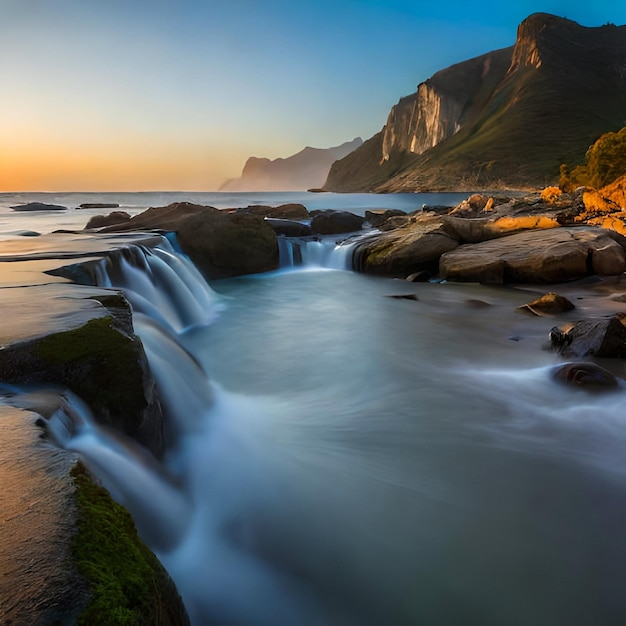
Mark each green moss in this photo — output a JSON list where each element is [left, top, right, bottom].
[[71, 462, 188, 625], [33, 316, 146, 428]]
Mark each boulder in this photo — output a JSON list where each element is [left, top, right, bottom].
[[551, 361, 619, 390], [11, 202, 67, 211], [104, 202, 279, 279], [85, 211, 131, 229], [440, 227, 626, 284], [550, 313, 626, 358], [354, 213, 459, 277], [516, 292, 575, 316], [0, 309, 164, 456], [310, 210, 365, 234], [241, 203, 310, 220], [175, 212, 278, 280], [264, 218, 312, 237], [364, 209, 407, 228]]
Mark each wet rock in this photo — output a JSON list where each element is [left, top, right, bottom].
[[364, 209, 407, 228], [386, 293, 419, 300], [354, 213, 459, 277], [551, 361, 619, 390], [310, 210, 365, 234], [406, 271, 431, 282], [0, 310, 165, 456], [516, 292, 575, 316], [440, 227, 626, 284], [78, 203, 120, 209], [242, 203, 310, 220], [550, 313, 626, 358], [265, 218, 312, 237], [11, 202, 67, 212], [85, 211, 131, 229]]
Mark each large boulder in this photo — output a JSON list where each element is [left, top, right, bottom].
[[364, 208, 407, 228], [354, 213, 459, 277], [0, 299, 164, 456], [310, 210, 365, 234], [175, 212, 278, 279], [104, 202, 279, 279], [264, 218, 312, 237], [440, 227, 626, 284]]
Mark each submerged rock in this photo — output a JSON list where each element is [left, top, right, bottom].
[[551, 361, 619, 390], [78, 202, 120, 209]]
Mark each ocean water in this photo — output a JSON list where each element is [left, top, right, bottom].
[[3, 192, 626, 624]]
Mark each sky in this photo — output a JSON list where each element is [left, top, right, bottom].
[[1, 0, 626, 192]]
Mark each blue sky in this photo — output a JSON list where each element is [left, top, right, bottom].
[[1, 0, 625, 190]]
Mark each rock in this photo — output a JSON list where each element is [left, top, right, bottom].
[[551, 313, 626, 358], [354, 213, 459, 277], [85, 211, 131, 229], [516, 292, 575, 316], [551, 361, 619, 390], [11, 202, 67, 211], [104, 202, 279, 279], [78, 203, 120, 209], [310, 210, 365, 234], [406, 271, 431, 282], [386, 293, 419, 300], [449, 194, 493, 216], [264, 218, 312, 237], [175, 212, 278, 280], [440, 227, 626, 284], [364, 209, 407, 228], [242, 203, 310, 220], [0, 309, 165, 456]]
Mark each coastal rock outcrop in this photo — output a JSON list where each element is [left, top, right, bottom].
[[85, 211, 131, 229], [103, 202, 279, 279], [11, 202, 67, 211], [439, 227, 626, 284], [354, 213, 459, 276]]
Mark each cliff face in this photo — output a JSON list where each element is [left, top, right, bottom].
[[325, 13, 626, 192], [220, 137, 362, 191]]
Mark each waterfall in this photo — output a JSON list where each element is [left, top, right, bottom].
[[277, 234, 362, 270], [92, 237, 221, 334]]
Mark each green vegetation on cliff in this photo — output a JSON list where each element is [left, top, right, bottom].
[[560, 127, 626, 190], [71, 462, 189, 625]]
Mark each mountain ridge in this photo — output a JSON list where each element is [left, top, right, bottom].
[[324, 13, 626, 192], [220, 137, 363, 192]]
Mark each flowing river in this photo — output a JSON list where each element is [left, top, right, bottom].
[[2, 192, 626, 624]]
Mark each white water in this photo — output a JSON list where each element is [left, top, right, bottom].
[[5, 227, 626, 624], [277, 233, 371, 271]]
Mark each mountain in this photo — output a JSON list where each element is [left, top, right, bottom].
[[220, 137, 363, 191], [324, 14, 626, 192]]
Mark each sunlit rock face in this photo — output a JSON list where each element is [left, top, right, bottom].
[[380, 49, 512, 163]]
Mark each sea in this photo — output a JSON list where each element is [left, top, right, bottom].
[[3, 191, 626, 625]]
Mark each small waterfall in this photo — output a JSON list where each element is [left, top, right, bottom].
[[93, 237, 220, 334], [278, 234, 361, 270]]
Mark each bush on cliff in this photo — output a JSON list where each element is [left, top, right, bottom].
[[560, 127, 626, 190]]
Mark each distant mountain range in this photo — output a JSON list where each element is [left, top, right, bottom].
[[220, 137, 363, 191], [324, 13, 626, 192]]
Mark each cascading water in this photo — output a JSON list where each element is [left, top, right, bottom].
[[6, 233, 626, 625], [277, 232, 371, 271]]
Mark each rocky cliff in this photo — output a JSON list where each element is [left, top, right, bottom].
[[220, 137, 362, 191], [325, 13, 626, 192]]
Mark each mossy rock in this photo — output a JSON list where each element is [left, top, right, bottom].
[[0, 315, 164, 455], [71, 462, 189, 625]]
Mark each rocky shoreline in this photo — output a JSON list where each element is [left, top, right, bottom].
[[1, 179, 626, 623]]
